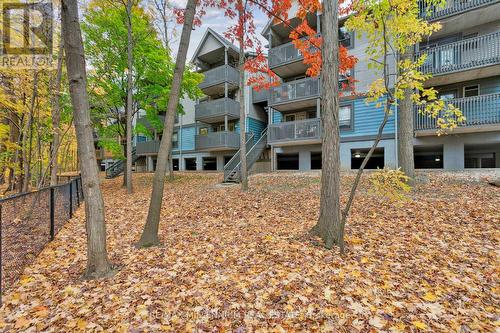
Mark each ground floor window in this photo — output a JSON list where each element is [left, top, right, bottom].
[[351, 148, 384, 169], [172, 158, 179, 171], [311, 152, 322, 169], [203, 157, 217, 170], [277, 153, 299, 170], [185, 158, 196, 170], [414, 145, 443, 169]]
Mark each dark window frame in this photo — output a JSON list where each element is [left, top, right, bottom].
[[339, 101, 354, 131]]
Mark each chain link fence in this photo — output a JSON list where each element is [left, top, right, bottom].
[[0, 177, 83, 304]]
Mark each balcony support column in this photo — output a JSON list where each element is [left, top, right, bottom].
[[224, 47, 228, 65], [299, 150, 311, 170], [443, 141, 464, 170], [316, 12, 321, 34], [225, 115, 228, 132], [316, 98, 321, 119]]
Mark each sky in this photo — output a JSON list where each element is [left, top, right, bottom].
[[168, 3, 271, 60]]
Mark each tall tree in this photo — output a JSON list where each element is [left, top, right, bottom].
[[309, 0, 342, 250], [237, 0, 248, 191], [61, 0, 114, 278], [124, 0, 134, 193], [50, 35, 65, 186], [136, 0, 197, 247]]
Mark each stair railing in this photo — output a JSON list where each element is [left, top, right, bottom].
[[223, 132, 255, 182]]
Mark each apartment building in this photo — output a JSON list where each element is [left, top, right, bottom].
[[264, 0, 500, 171], [106, 1, 499, 179], [133, 28, 268, 174]]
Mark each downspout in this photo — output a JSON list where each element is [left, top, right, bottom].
[[179, 114, 183, 170]]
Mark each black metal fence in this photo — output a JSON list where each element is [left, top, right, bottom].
[[0, 177, 83, 304]]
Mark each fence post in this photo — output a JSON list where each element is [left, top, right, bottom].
[[75, 179, 80, 207], [80, 177, 84, 200], [50, 188, 55, 241], [0, 204, 3, 306], [69, 181, 73, 219]]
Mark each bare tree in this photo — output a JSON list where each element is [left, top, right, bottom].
[[237, 0, 248, 191], [50, 34, 65, 186], [61, 0, 114, 278], [136, 0, 197, 247], [309, 0, 342, 250]]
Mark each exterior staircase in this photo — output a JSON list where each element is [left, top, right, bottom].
[[105, 147, 139, 179], [223, 128, 268, 183]]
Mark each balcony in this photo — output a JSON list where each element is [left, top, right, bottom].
[[252, 89, 269, 103], [195, 131, 240, 151], [269, 77, 320, 112], [417, 32, 500, 86], [198, 65, 239, 95], [268, 118, 321, 145], [415, 93, 500, 135], [419, 0, 496, 21], [136, 140, 161, 155], [195, 98, 240, 123]]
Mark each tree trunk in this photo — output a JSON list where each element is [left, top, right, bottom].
[[50, 35, 64, 186], [238, 4, 248, 191], [61, 0, 114, 278], [22, 72, 38, 193], [309, 0, 341, 250], [398, 49, 415, 182], [136, 0, 196, 247], [125, 0, 134, 194]]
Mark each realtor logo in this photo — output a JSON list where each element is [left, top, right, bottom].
[[2, 1, 53, 55]]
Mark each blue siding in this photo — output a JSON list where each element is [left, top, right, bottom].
[[247, 117, 267, 141], [272, 111, 282, 124], [172, 126, 196, 152], [341, 96, 395, 138]]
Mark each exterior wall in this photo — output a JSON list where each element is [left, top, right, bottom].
[[247, 117, 267, 140]]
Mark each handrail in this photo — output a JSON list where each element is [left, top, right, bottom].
[[418, 0, 495, 20]]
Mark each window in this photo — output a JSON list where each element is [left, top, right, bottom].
[[339, 68, 353, 90], [439, 90, 458, 100], [339, 26, 353, 49], [464, 85, 479, 97], [339, 104, 353, 129], [285, 114, 296, 122], [172, 132, 178, 149], [199, 127, 208, 135]]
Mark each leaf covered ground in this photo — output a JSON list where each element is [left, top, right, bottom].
[[0, 172, 498, 332]]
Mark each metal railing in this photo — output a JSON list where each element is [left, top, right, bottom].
[[195, 131, 240, 150], [268, 118, 322, 143], [223, 132, 256, 182], [195, 98, 240, 121], [136, 140, 161, 155], [417, 32, 500, 75], [269, 40, 303, 68], [199, 65, 240, 89], [252, 89, 269, 103], [0, 177, 83, 304], [269, 77, 321, 106], [105, 147, 139, 178], [418, 0, 496, 20], [415, 93, 500, 130]]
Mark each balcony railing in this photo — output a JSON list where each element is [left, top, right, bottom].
[[199, 65, 240, 89], [269, 77, 320, 106], [252, 89, 269, 103], [419, 0, 495, 20], [195, 131, 240, 150], [195, 98, 240, 122], [417, 32, 500, 75], [269, 40, 303, 68], [415, 93, 500, 131], [136, 140, 161, 155], [268, 118, 321, 143]]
